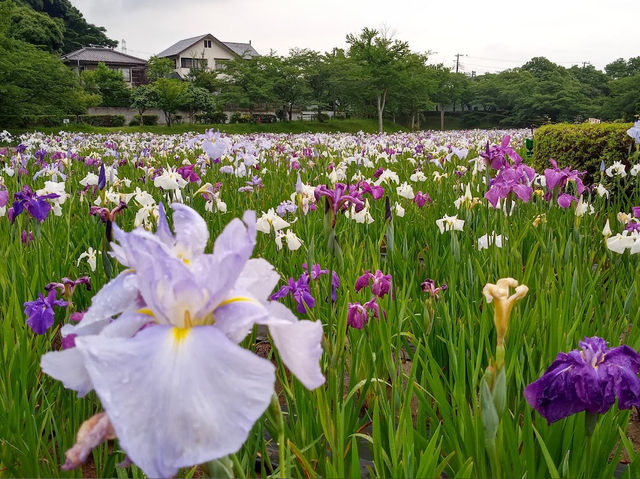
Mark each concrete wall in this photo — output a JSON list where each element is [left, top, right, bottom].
[[87, 107, 336, 125]]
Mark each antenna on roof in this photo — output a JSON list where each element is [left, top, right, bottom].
[[249, 40, 251, 45], [121, 39, 127, 54]]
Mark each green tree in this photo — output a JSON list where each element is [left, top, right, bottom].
[[218, 56, 276, 113], [130, 84, 158, 125], [147, 55, 176, 82], [346, 27, 411, 133], [16, 0, 117, 53], [393, 52, 435, 129], [0, 0, 64, 53], [153, 78, 188, 126], [602, 74, 640, 121], [271, 50, 313, 121], [82, 62, 131, 107], [184, 84, 216, 123], [0, 34, 87, 125]]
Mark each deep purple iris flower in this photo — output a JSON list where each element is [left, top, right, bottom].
[[314, 183, 365, 227], [355, 270, 392, 298], [480, 135, 523, 170], [626, 222, 640, 233], [270, 273, 315, 314], [8, 185, 59, 223], [24, 289, 68, 334], [301, 262, 340, 302], [544, 159, 586, 196], [485, 162, 535, 208], [524, 337, 640, 424], [98, 163, 106, 190]]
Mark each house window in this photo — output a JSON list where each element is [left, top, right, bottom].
[[204, 40, 212, 48], [181, 57, 208, 70], [120, 67, 131, 82], [214, 58, 229, 70]]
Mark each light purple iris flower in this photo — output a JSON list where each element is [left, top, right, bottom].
[[524, 337, 640, 424], [41, 204, 324, 478]]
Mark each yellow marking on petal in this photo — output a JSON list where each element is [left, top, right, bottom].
[[172, 327, 190, 344], [137, 308, 155, 317], [218, 296, 254, 308]]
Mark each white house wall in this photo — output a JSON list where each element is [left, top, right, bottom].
[[175, 39, 236, 77]]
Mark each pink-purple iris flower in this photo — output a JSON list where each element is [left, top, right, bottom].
[[314, 183, 364, 227], [355, 269, 392, 298], [544, 159, 586, 197], [485, 161, 536, 208], [480, 135, 522, 170], [347, 298, 380, 330], [524, 337, 640, 424], [41, 204, 324, 478]]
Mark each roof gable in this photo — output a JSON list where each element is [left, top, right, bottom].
[[222, 42, 259, 58], [157, 33, 237, 58], [61, 47, 147, 65]]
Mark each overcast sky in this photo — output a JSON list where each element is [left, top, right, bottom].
[[74, 0, 638, 73]]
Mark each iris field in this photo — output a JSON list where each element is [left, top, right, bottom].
[[2, 126, 640, 478]]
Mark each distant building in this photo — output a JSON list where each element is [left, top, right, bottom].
[[62, 47, 148, 86], [156, 33, 259, 79]]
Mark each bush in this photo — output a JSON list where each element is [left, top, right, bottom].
[[129, 114, 159, 126], [195, 111, 227, 124], [229, 112, 250, 124], [79, 114, 126, 127], [531, 122, 634, 178]]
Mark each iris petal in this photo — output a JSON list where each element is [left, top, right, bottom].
[[76, 325, 275, 478]]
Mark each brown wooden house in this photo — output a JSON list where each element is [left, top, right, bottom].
[[62, 47, 148, 86]]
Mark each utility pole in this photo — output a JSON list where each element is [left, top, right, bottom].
[[582, 61, 591, 68], [454, 53, 467, 73]]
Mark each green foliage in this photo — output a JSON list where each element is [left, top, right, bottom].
[[82, 62, 131, 107], [0, 33, 85, 126], [147, 55, 176, 82], [130, 84, 158, 116], [602, 75, 640, 122], [129, 114, 158, 126], [195, 111, 227, 124], [153, 78, 188, 126], [79, 114, 125, 126], [15, 0, 117, 53], [0, 0, 64, 53], [531, 122, 634, 176], [184, 84, 216, 123]]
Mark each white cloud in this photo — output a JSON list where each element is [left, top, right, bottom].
[[73, 0, 639, 71]]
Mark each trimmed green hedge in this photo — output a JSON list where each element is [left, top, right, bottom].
[[531, 123, 634, 177], [79, 114, 126, 127], [129, 114, 159, 126]]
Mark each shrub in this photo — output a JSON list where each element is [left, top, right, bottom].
[[531, 122, 634, 178], [195, 111, 227, 124], [230, 112, 251, 124], [129, 114, 159, 126], [79, 114, 126, 127]]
